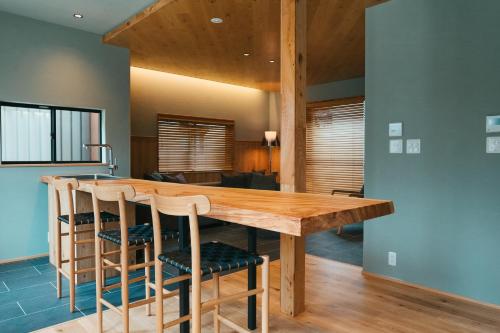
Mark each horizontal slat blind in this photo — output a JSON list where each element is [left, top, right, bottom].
[[306, 97, 365, 194], [158, 114, 234, 172]]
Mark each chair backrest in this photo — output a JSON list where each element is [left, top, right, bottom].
[[90, 184, 135, 242], [52, 177, 79, 226], [149, 194, 210, 279]]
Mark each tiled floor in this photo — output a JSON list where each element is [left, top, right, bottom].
[[0, 223, 362, 333]]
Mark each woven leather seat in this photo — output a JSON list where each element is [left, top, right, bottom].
[[58, 211, 119, 226], [158, 241, 264, 276], [98, 224, 179, 246]]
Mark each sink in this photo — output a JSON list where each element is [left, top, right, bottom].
[[60, 174, 122, 180]]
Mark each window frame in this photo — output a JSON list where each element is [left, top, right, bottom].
[[306, 96, 365, 194], [0, 101, 103, 165], [157, 113, 235, 173]]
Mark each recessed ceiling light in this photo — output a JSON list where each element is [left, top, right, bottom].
[[210, 17, 223, 24], [269, 60, 275, 63], [243, 53, 250, 57], [73, 13, 83, 19]]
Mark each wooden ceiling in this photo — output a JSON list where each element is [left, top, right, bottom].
[[104, 0, 389, 91]]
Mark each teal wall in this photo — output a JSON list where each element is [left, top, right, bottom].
[[0, 12, 130, 260], [364, 0, 500, 304], [308, 77, 365, 102]]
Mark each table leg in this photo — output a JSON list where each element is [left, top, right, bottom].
[[247, 227, 257, 330], [280, 234, 306, 316], [178, 216, 190, 333]]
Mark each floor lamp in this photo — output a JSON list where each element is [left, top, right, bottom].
[[261, 131, 280, 174]]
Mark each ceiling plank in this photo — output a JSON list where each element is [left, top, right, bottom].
[[103, 0, 176, 43], [103, 0, 371, 90]]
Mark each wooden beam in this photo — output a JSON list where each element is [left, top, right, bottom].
[[102, 0, 176, 43], [279, 0, 307, 317]]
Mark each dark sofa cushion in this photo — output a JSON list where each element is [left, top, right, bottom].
[[144, 171, 164, 182], [220, 173, 247, 188], [248, 173, 278, 190], [162, 172, 188, 184]]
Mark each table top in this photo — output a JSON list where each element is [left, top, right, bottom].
[[41, 177, 394, 236]]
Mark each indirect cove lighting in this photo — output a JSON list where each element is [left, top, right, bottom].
[[73, 13, 83, 19], [210, 17, 223, 24]]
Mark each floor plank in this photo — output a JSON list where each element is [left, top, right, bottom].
[[34, 255, 500, 333]]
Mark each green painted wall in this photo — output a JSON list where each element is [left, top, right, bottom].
[[364, 0, 500, 304], [0, 12, 130, 260]]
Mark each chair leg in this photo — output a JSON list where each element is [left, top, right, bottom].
[[261, 256, 270, 333], [144, 243, 151, 316], [69, 226, 76, 312], [337, 225, 343, 235], [213, 273, 220, 333], [56, 222, 62, 299], [120, 245, 129, 333], [95, 238, 103, 333], [154, 260, 164, 333]]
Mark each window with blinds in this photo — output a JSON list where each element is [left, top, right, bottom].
[[306, 97, 365, 194], [157, 114, 234, 173]]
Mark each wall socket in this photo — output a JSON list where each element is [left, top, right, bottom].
[[388, 251, 397, 266]]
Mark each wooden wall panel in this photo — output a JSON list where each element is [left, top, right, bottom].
[[131, 136, 157, 179], [131, 136, 280, 182]]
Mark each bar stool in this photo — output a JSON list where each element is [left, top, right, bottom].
[[91, 184, 179, 333], [149, 194, 270, 333], [52, 177, 121, 312]]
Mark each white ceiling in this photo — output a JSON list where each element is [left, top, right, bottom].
[[0, 0, 156, 34]]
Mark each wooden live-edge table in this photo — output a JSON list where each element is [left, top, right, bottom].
[[41, 177, 394, 332]]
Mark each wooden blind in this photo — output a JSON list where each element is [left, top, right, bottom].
[[306, 97, 365, 194], [157, 114, 234, 172]]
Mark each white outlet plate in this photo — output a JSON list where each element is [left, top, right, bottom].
[[486, 136, 500, 153], [388, 252, 397, 266], [389, 122, 403, 137], [406, 139, 421, 154], [389, 139, 403, 154]]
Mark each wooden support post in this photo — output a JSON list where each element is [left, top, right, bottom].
[[280, 0, 307, 317]]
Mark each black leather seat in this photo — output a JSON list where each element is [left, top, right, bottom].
[[158, 241, 264, 276], [57, 211, 120, 226], [98, 224, 178, 246]]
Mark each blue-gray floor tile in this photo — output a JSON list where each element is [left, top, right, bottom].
[[0, 282, 55, 304], [0, 301, 24, 322], [2, 270, 55, 291], [0, 266, 39, 281], [0, 304, 83, 333]]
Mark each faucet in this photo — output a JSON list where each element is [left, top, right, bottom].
[[83, 143, 118, 176]]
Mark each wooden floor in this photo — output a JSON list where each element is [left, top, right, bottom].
[[36, 255, 500, 333]]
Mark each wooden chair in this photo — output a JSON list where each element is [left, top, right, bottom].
[[331, 186, 365, 235], [52, 177, 121, 312], [91, 184, 178, 333], [149, 194, 270, 333]]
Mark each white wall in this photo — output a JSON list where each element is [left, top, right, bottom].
[[131, 67, 270, 141]]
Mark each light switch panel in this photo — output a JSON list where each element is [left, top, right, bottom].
[[389, 122, 403, 137], [390, 139, 403, 154], [486, 116, 500, 133], [486, 136, 500, 153], [406, 139, 421, 154]]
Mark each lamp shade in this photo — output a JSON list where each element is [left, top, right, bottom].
[[261, 131, 280, 147]]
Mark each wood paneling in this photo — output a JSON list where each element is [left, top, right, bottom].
[[38, 255, 500, 333], [103, 0, 378, 90], [233, 141, 280, 174], [131, 136, 157, 179]]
